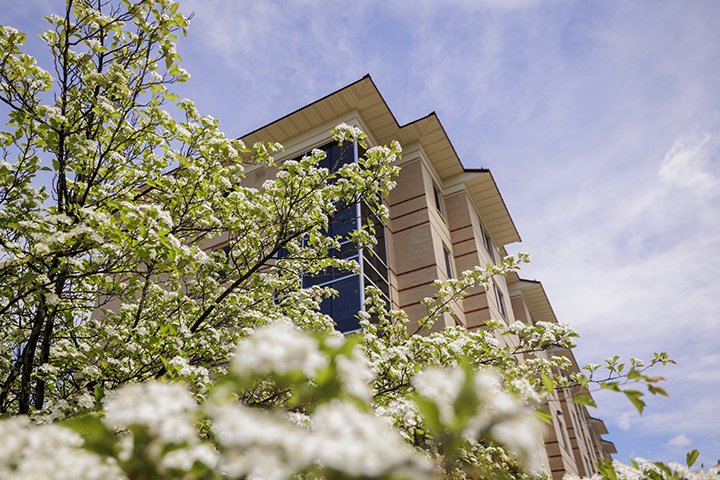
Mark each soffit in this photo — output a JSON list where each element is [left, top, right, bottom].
[[239, 75, 519, 246], [463, 172, 520, 245], [601, 439, 618, 454], [508, 278, 558, 325], [587, 416, 609, 435], [241, 76, 398, 148]]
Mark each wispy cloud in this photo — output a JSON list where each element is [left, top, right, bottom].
[[617, 411, 633, 431], [668, 434, 691, 448], [659, 134, 719, 199]]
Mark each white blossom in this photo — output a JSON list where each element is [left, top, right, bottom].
[[312, 400, 432, 476], [335, 345, 375, 400], [231, 320, 328, 378], [334, 122, 363, 141], [104, 382, 197, 444], [0, 417, 124, 480], [161, 444, 218, 472]]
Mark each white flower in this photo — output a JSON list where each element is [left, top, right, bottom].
[[211, 399, 432, 479], [0, 417, 123, 480], [335, 345, 374, 400], [161, 444, 218, 472], [104, 382, 197, 444], [510, 378, 542, 403], [366, 145, 391, 157], [211, 404, 312, 478], [0, 26, 19, 36], [76, 393, 95, 409], [231, 320, 328, 378], [334, 122, 363, 141], [491, 416, 544, 472], [412, 367, 464, 424], [312, 400, 432, 477]]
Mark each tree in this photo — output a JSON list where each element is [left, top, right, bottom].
[[0, 1, 685, 479], [0, 0, 403, 415]]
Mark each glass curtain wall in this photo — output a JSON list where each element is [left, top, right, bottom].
[[298, 140, 390, 332]]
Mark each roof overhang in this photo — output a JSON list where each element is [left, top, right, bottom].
[[587, 416, 609, 435], [460, 170, 520, 245], [508, 277, 558, 324], [240, 74, 520, 246], [601, 439, 618, 455]]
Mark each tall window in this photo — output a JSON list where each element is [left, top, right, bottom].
[[298, 140, 390, 332], [481, 223, 493, 257], [493, 282, 507, 318], [443, 246, 454, 279], [557, 410, 570, 451], [432, 183, 443, 214]]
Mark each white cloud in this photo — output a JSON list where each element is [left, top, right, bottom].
[[659, 134, 719, 199], [617, 411, 634, 431], [398, 0, 542, 13], [668, 434, 691, 448]]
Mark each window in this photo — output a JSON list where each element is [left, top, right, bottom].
[[432, 183, 443, 214], [291, 140, 390, 333], [557, 410, 570, 451], [481, 224, 493, 256], [361, 202, 391, 306], [443, 246, 454, 279], [494, 282, 507, 318], [318, 275, 362, 332]]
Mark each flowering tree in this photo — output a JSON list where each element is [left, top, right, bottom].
[[0, 1, 694, 479]]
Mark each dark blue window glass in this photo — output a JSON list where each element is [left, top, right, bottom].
[[320, 142, 355, 172], [319, 275, 362, 332], [291, 141, 390, 333], [326, 203, 357, 240], [302, 255, 359, 288]]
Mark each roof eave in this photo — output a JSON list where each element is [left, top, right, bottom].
[[239, 75, 520, 246]]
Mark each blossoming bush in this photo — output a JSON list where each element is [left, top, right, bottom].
[[0, 318, 567, 479], [0, 1, 700, 479]]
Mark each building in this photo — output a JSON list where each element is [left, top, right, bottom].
[[236, 74, 616, 478]]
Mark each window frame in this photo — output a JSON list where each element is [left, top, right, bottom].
[[285, 138, 391, 333], [432, 183, 444, 215], [493, 281, 507, 318], [443, 245, 454, 279]]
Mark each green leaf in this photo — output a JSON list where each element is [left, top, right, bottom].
[[597, 459, 618, 480], [63, 415, 117, 458], [573, 394, 597, 408], [648, 384, 669, 397], [541, 373, 555, 393], [414, 395, 444, 436], [536, 409, 553, 425], [453, 364, 479, 425], [600, 381, 621, 392], [624, 389, 646, 414], [687, 449, 700, 468]]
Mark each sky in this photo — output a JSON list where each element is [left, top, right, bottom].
[[3, 0, 720, 466]]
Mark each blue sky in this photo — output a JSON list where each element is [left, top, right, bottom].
[[4, 0, 720, 465]]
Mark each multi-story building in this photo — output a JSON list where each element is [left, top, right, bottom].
[[237, 74, 616, 478]]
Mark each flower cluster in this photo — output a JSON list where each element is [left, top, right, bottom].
[[0, 319, 552, 479], [333, 122, 364, 142], [0, 417, 123, 480]]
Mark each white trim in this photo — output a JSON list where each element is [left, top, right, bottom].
[[362, 255, 390, 287], [362, 273, 392, 304], [306, 272, 359, 290], [362, 246, 390, 272], [243, 110, 378, 175]]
